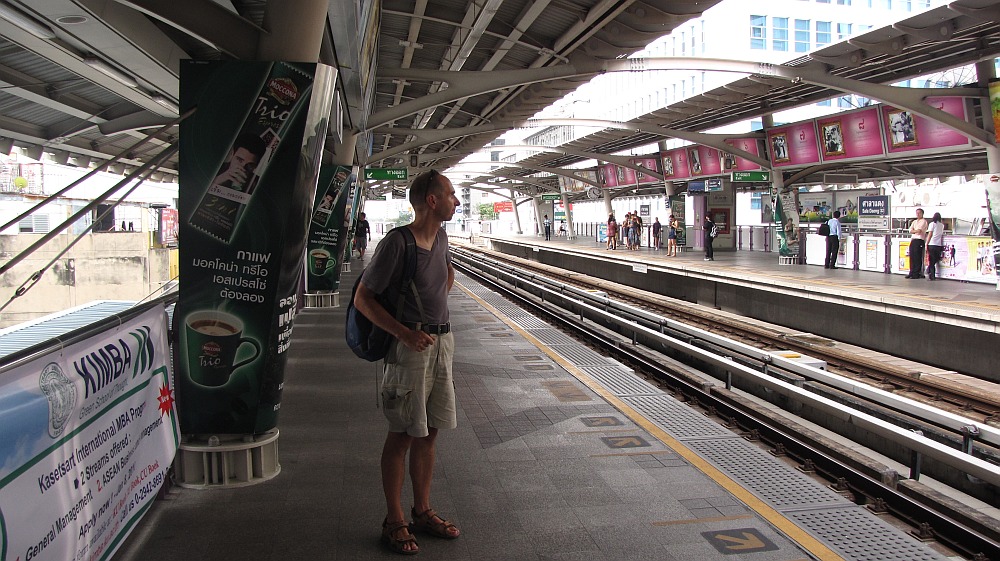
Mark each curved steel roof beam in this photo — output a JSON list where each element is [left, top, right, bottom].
[[449, 160, 594, 188]]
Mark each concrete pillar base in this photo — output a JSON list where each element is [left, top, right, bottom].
[[304, 291, 339, 308], [174, 430, 280, 489]]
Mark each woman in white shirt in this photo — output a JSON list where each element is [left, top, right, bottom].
[[925, 212, 945, 281]]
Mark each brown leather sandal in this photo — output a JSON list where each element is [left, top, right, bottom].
[[411, 507, 460, 539], [382, 517, 419, 555]]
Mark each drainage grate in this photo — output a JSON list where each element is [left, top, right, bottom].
[[686, 439, 851, 509], [788, 508, 948, 561], [583, 366, 661, 396], [624, 395, 735, 439], [514, 317, 552, 329]]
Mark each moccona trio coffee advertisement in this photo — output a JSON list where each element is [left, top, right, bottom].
[[177, 60, 335, 434], [305, 164, 354, 293]]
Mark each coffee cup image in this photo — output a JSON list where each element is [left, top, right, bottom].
[[309, 248, 335, 276], [185, 310, 260, 387]]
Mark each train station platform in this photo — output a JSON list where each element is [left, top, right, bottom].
[[116, 263, 954, 561], [478, 232, 1000, 382]]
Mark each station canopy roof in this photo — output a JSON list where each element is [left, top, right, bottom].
[[0, 1, 997, 197]]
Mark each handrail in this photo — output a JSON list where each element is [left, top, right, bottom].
[[0, 291, 178, 376]]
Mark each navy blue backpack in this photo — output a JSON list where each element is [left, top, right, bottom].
[[345, 227, 417, 361]]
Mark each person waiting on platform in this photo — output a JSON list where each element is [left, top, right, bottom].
[[704, 215, 717, 261], [607, 213, 618, 250], [925, 212, 944, 281], [652, 217, 661, 250], [906, 208, 928, 279], [543, 214, 552, 240], [667, 215, 679, 257], [353, 169, 462, 555], [824, 211, 842, 269], [558, 219, 566, 237]]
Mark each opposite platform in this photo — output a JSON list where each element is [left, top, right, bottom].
[[116, 264, 953, 561]]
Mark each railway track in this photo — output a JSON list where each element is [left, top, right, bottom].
[[450, 242, 1000, 560]]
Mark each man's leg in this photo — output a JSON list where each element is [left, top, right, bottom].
[[382, 432, 413, 523], [410, 428, 461, 538]]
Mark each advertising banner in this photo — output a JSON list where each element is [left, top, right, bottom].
[[344, 171, 365, 264], [661, 148, 692, 181], [558, 170, 597, 193], [882, 97, 972, 155], [818, 107, 884, 163], [775, 189, 801, 256], [493, 200, 514, 213], [155, 208, 178, 248], [686, 145, 722, 177], [177, 60, 335, 434], [306, 165, 353, 293], [935, 235, 997, 283], [0, 307, 179, 561], [722, 138, 764, 172], [990, 79, 1000, 144], [598, 163, 636, 188], [767, 121, 821, 168], [629, 157, 660, 185]]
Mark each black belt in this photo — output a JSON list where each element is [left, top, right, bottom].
[[405, 322, 451, 334]]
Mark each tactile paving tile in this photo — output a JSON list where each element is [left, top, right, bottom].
[[686, 439, 851, 509], [623, 395, 735, 438], [552, 344, 615, 366], [582, 366, 661, 396], [788, 508, 949, 561], [530, 329, 579, 345], [512, 316, 553, 329]]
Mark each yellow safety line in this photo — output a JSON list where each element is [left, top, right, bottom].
[[456, 280, 846, 561]]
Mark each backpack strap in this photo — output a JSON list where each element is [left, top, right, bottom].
[[392, 227, 428, 327]]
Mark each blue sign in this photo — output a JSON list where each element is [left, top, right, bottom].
[[858, 195, 889, 216], [688, 180, 705, 192]]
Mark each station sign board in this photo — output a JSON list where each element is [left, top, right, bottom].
[[541, 193, 561, 201], [364, 167, 407, 180], [731, 171, 770, 182]]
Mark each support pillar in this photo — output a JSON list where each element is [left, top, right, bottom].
[[511, 189, 523, 234], [561, 191, 576, 239], [531, 196, 543, 237], [976, 59, 1000, 290]]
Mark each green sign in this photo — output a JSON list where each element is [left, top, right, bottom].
[[541, 193, 561, 201], [731, 171, 770, 182], [364, 168, 408, 180]]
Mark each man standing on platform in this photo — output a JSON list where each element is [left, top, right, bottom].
[[704, 215, 717, 261], [354, 212, 371, 260], [543, 214, 552, 240], [353, 169, 462, 555], [824, 211, 842, 269], [906, 208, 928, 279]]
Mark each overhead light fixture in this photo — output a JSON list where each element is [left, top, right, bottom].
[[49, 150, 70, 165], [83, 56, 138, 88], [151, 94, 179, 113], [0, 4, 56, 39]]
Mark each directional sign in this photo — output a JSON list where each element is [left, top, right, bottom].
[[364, 168, 408, 180], [541, 193, 561, 201], [702, 529, 778, 554], [601, 435, 650, 448], [731, 171, 770, 182]]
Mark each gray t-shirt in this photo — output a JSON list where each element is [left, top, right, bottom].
[[360, 227, 451, 324]]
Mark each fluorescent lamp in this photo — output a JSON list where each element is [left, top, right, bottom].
[[151, 94, 179, 113], [83, 57, 138, 88], [0, 4, 56, 39]]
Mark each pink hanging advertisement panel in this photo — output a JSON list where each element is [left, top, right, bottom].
[[722, 137, 764, 172], [882, 97, 973, 155], [766, 121, 821, 168], [818, 107, 885, 163], [686, 145, 722, 177], [660, 148, 692, 181]]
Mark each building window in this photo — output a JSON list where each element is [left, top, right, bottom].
[[701, 20, 706, 53], [751, 15, 766, 50], [817, 0, 831, 3], [816, 21, 831, 47], [881, 0, 892, 8], [837, 0, 852, 4], [838, 95, 852, 108], [773, 17, 789, 51], [818, 99, 832, 106], [681, 31, 687, 55], [751, 192, 762, 209], [795, 19, 811, 52], [901, 0, 911, 9], [837, 22, 852, 39]]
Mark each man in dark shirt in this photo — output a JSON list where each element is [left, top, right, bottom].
[[354, 169, 461, 554], [354, 212, 371, 259]]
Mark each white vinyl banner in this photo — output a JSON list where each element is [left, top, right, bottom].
[[0, 306, 179, 561]]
